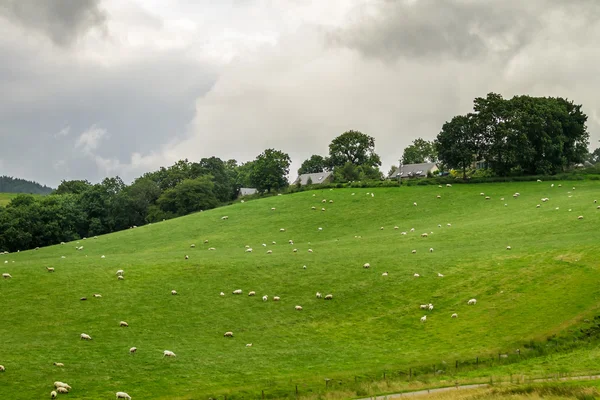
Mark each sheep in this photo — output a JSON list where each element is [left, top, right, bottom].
[[116, 392, 132, 399], [295, 305, 303, 311], [371, 193, 374, 197], [536, 204, 540, 208], [53, 362, 64, 367], [413, 202, 417, 206], [47, 267, 55, 272], [220, 292, 225, 296], [129, 347, 137, 354], [410, 228, 415, 232], [322, 199, 327, 203], [321, 207, 326, 211], [308, 249, 313, 253], [2, 273, 12, 279], [118, 276, 125, 280], [224, 331, 233, 337], [578, 216, 584, 220], [248, 291, 256, 296], [80, 297, 87, 301], [280, 228, 286, 232], [500, 197, 505, 201], [413, 273, 420, 277], [329, 200, 334, 203], [0, 365, 4, 372], [428, 304, 434, 311], [273, 296, 280, 301], [116, 269, 124, 276], [185, 255, 190, 259], [316, 292, 322, 299], [437, 273, 444, 277], [437, 195, 441, 199], [411, 250, 417, 254], [101, 255, 106, 259], [446, 184, 452, 187], [80, 333, 92, 340], [382, 272, 388, 276], [208, 247, 216, 251], [420, 304, 427, 310], [480, 192, 485, 196], [221, 216, 229, 220], [204, 239, 209, 244], [324, 294, 333, 300], [262, 295, 268, 301], [429, 248, 434, 253], [447, 223, 452, 226], [293, 249, 298, 253], [120, 321, 129, 327], [272, 241, 276, 245], [485, 196, 491, 200], [93, 294, 102, 298], [363, 263, 370, 269], [506, 246, 512, 250], [233, 289, 242, 294], [57, 387, 69, 394], [54, 382, 71, 390], [190, 244, 196, 248], [163, 350, 176, 357], [311, 206, 316, 210], [451, 313, 458, 318], [401, 231, 407, 235], [420, 315, 427, 322], [467, 299, 477, 305], [271, 207, 276, 210], [262, 243, 267, 247], [245, 248, 253, 253], [171, 290, 177, 295], [421, 233, 428, 238], [51, 391, 57, 399], [245, 245, 250, 248]]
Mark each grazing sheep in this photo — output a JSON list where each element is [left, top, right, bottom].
[[382, 272, 388, 276], [413, 273, 420, 277], [316, 292, 322, 299], [224, 331, 233, 337], [129, 347, 137, 354], [536, 204, 540, 208], [272, 241, 276, 245], [485, 196, 490, 200], [451, 313, 458, 318], [311, 206, 316, 210], [293, 249, 298, 253], [208, 247, 216, 251], [578, 216, 584, 220], [54, 382, 71, 390], [273, 296, 280, 301], [221, 216, 229, 220], [420, 304, 427, 310], [329, 200, 333, 203], [190, 244, 195, 248], [233, 289, 242, 294], [220, 292, 225, 296], [506, 246, 512, 250], [118, 276, 125, 280], [421, 233, 428, 237], [120, 321, 129, 327], [363, 263, 370, 269], [324, 294, 333, 300], [93, 294, 102, 298], [446, 184, 452, 187], [53, 362, 64, 367], [410, 228, 415, 232], [171, 290, 177, 295], [204, 239, 209, 244], [437, 273, 444, 277], [429, 248, 434, 253], [116, 392, 132, 399], [101, 255, 106, 259], [413, 202, 417, 206], [322, 199, 326, 203], [271, 207, 276, 210], [46, 267, 55, 272], [428, 304, 434, 311], [248, 291, 256, 296], [420, 315, 427, 322], [480, 193, 485, 196], [246, 343, 253, 347], [412, 250, 417, 254], [437, 195, 441, 199], [245, 248, 253, 253], [371, 193, 374, 197], [262, 295, 268, 301], [80, 333, 92, 340], [51, 391, 57, 399], [0, 365, 4, 372], [447, 223, 452, 226], [280, 228, 286, 232], [295, 305, 303, 311], [308, 249, 313, 253], [80, 297, 87, 301], [2, 273, 12, 279], [468, 299, 477, 305], [57, 387, 69, 394], [116, 269, 124, 276], [163, 350, 176, 357]]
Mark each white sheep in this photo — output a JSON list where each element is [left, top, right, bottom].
[[208, 247, 216, 251], [271, 207, 276, 210], [578, 216, 584, 220], [293, 249, 298, 253], [57, 387, 69, 394], [118, 276, 125, 280], [295, 305, 303, 310], [46, 267, 55, 272], [224, 331, 233, 337], [506, 246, 511, 250], [321, 207, 326, 211], [51, 390, 57, 399], [101, 255, 106, 259], [54, 382, 71, 390], [410, 228, 415, 232], [451, 313, 458, 318], [190, 244, 195, 248], [311, 206, 316, 210], [53, 362, 64, 367], [245, 248, 253, 253], [120, 321, 129, 327], [420, 304, 427, 310], [280, 228, 286, 232], [411, 250, 417, 254], [308, 249, 313, 253], [325, 294, 333, 300], [171, 290, 177, 295], [94, 294, 102, 298], [233, 289, 242, 294], [468, 299, 477, 305], [248, 291, 256, 296], [446, 184, 452, 187], [316, 292, 322, 299], [429, 248, 434, 253], [420, 315, 427, 322], [273, 296, 280, 301], [437, 273, 444, 277], [246, 343, 253, 347], [413, 202, 417, 206], [220, 292, 225, 296], [363, 263, 370, 269], [0, 365, 4, 372], [428, 304, 434, 311], [116, 392, 132, 399], [413, 273, 420, 277], [80, 333, 92, 340], [163, 350, 176, 357], [421, 233, 428, 237], [480, 192, 484, 196], [401, 232, 407, 235], [129, 347, 137, 354], [116, 269, 124, 276], [262, 295, 268, 301], [485, 196, 491, 200], [221, 216, 229, 220], [382, 272, 388, 276], [2, 273, 12, 279]]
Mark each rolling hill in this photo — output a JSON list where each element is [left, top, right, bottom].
[[0, 181, 599, 399]]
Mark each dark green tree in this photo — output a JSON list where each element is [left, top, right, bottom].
[[401, 138, 438, 164], [250, 149, 291, 193], [156, 176, 218, 216], [328, 130, 381, 168], [436, 115, 478, 179], [298, 155, 328, 175], [54, 179, 92, 195]]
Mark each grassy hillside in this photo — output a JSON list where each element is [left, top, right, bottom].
[[0, 193, 18, 207], [0, 181, 599, 399]]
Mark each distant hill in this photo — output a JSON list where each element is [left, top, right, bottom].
[[0, 176, 53, 195]]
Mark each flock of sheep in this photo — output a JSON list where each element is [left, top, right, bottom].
[[0, 181, 597, 399]]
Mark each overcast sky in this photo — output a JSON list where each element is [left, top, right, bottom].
[[1, 0, 599, 187]]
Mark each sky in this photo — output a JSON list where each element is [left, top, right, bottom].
[[1, 0, 599, 188]]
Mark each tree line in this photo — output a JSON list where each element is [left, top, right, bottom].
[[0, 93, 597, 252], [0, 176, 54, 194]]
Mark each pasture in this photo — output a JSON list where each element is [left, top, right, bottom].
[[1, 181, 599, 399], [0, 193, 18, 207]]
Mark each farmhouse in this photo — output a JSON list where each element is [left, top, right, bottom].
[[294, 171, 333, 186], [389, 163, 438, 179], [239, 188, 258, 197]]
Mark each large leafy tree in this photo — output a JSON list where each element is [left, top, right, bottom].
[[328, 130, 381, 168], [250, 149, 291, 193], [436, 115, 478, 179], [298, 155, 328, 175], [401, 138, 438, 164], [156, 176, 219, 216], [54, 179, 92, 195]]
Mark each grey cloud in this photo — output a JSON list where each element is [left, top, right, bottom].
[[0, 0, 107, 46]]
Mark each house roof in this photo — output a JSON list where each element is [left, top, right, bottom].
[[295, 171, 332, 185], [390, 163, 437, 178]]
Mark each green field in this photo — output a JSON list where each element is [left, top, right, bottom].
[[0, 193, 18, 206], [1, 181, 600, 399]]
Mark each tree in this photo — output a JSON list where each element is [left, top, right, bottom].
[[156, 176, 219, 216], [401, 138, 438, 164], [589, 148, 600, 164], [388, 165, 399, 178], [436, 115, 478, 179], [298, 155, 328, 175], [250, 149, 291, 193], [54, 179, 92, 195], [328, 130, 381, 168]]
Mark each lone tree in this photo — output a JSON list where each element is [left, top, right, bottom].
[[401, 138, 438, 164], [298, 155, 328, 175], [250, 149, 291, 193], [436, 115, 478, 179], [328, 130, 381, 169]]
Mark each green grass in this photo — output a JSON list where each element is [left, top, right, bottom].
[[1, 181, 600, 399], [0, 193, 19, 206]]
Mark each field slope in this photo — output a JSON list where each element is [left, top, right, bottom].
[[0, 193, 18, 207], [1, 181, 599, 399]]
